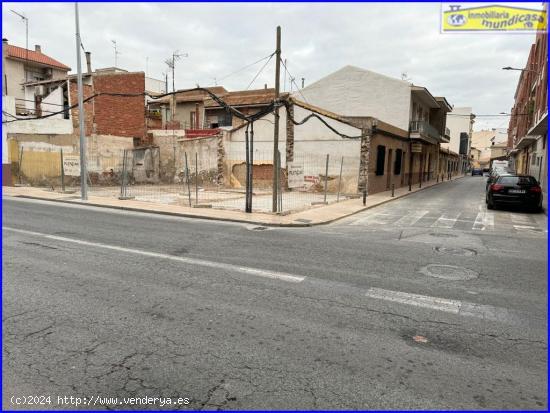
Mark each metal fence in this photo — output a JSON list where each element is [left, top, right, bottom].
[[222, 150, 361, 213], [11, 144, 361, 214]]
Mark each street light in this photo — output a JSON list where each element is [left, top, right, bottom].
[[502, 66, 539, 74]]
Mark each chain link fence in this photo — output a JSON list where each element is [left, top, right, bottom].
[[10, 143, 361, 214]]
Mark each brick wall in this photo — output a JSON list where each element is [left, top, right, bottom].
[[69, 80, 94, 136], [93, 72, 146, 138]]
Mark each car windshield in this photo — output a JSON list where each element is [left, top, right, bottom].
[[498, 176, 537, 185]]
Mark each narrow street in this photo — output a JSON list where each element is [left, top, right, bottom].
[[2, 176, 547, 410]]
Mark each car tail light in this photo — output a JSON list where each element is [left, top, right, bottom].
[[490, 184, 504, 191], [530, 186, 542, 193]]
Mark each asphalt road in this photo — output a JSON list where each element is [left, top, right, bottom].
[[2, 176, 548, 410]]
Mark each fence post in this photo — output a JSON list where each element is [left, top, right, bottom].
[[60, 148, 65, 192], [185, 152, 192, 207], [119, 149, 127, 199], [18, 146, 24, 185], [277, 150, 282, 212], [337, 156, 344, 202], [195, 152, 198, 205], [323, 154, 329, 204]]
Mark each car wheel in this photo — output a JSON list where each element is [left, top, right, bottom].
[[487, 196, 495, 210]]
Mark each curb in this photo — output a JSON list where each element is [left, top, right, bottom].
[[8, 176, 464, 228]]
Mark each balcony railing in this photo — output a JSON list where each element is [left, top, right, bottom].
[[409, 120, 441, 141]]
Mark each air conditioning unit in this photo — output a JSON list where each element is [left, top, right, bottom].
[[35, 85, 46, 96]]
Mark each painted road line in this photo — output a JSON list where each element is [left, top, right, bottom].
[[353, 213, 394, 226], [3, 227, 305, 283], [510, 213, 536, 225], [366, 287, 460, 313], [472, 211, 494, 230], [394, 210, 429, 227], [365, 287, 514, 322], [431, 212, 461, 229], [513, 224, 544, 233]]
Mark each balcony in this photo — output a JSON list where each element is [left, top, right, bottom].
[[410, 120, 447, 143]]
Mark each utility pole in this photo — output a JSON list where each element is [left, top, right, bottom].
[[75, 3, 87, 200], [272, 26, 281, 212], [10, 10, 28, 82]]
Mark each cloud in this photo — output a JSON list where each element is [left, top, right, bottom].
[[2, 2, 539, 130]]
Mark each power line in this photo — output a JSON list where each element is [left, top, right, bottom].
[[216, 52, 275, 84], [246, 53, 274, 90], [2, 87, 282, 124], [447, 113, 528, 117], [283, 101, 362, 140]]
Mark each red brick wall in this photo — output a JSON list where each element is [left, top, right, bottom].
[[93, 72, 146, 138], [69, 80, 94, 136]]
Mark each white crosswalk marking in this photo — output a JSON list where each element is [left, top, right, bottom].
[[513, 224, 543, 233], [510, 213, 535, 225], [394, 210, 429, 226], [353, 213, 393, 225], [472, 211, 494, 230], [431, 212, 461, 228]]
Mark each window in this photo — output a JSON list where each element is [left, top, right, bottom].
[[376, 145, 386, 176], [394, 149, 403, 175], [498, 176, 537, 185]]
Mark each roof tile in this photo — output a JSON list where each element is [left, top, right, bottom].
[[6, 44, 71, 71]]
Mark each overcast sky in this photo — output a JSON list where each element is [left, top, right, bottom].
[[2, 2, 543, 130]]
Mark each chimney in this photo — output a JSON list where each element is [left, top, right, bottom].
[[85, 52, 92, 74], [35, 45, 41, 53]]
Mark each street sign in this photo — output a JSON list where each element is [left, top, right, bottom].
[[63, 155, 81, 176], [411, 143, 422, 153], [287, 162, 305, 188]]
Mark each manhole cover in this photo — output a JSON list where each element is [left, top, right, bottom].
[[419, 264, 478, 281], [430, 233, 458, 238], [434, 246, 477, 256]]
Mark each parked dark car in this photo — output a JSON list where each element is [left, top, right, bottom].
[[486, 174, 543, 212], [485, 168, 514, 190], [471, 168, 483, 176]]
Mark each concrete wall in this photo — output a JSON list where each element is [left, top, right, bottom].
[[150, 131, 184, 182], [7, 133, 134, 186], [298, 65, 412, 131], [4, 59, 25, 100], [442, 107, 472, 154], [173, 102, 202, 129], [225, 104, 362, 191], [177, 136, 220, 186], [3, 95, 73, 135], [368, 134, 410, 194]]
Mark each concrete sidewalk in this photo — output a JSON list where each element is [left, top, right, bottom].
[[2, 176, 464, 227]]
